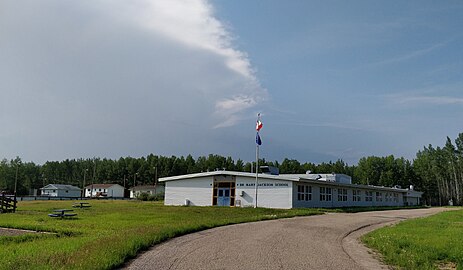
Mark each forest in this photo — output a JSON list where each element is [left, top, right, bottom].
[[1, 133, 462, 206]]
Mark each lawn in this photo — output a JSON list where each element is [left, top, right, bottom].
[[0, 200, 325, 270], [362, 208, 463, 270]]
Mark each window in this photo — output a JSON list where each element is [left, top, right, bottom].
[[337, 188, 347, 201], [320, 187, 332, 201], [99, 189, 102, 192], [88, 189, 91, 192], [297, 185, 312, 201], [52, 190, 56, 193], [385, 193, 392, 202], [393, 193, 399, 203], [365, 191, 373, 201], [376, 192, 383, 202], [353, 190, 361, 202]]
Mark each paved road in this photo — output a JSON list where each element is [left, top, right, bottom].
[[124, 208, 450, 270]]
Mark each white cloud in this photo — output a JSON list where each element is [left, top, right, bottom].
[[97, 0, 260, 81], [370, 42, 447, 66], [214, 95, 258, 128], [386, 82, 463, 106], [0, 0, 266, 162], [394, 95, 463, 105]]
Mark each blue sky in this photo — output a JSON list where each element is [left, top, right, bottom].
[[214, 1, 463, 162], [1, 0, 462, 165]]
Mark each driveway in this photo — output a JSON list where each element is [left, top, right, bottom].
[[124, 208, 449, 270]]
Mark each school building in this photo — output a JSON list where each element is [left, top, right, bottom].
[[160, 169, 422, 209]]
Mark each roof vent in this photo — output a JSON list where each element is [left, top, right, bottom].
[[260, 166, 279, 175]]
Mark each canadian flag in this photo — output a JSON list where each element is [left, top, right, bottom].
[[256, 119, 263, 131]]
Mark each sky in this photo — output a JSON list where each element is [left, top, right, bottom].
[[1, 0, 462, 165]]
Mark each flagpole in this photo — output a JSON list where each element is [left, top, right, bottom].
[[255, 143, 259, 208], [254, 113, 262, 208]]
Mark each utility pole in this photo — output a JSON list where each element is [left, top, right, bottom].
[[154, 166, 158, 186], [82, 169, 88, 199], [91, 161, 96, 199], [154, 166, 158, 195], [133, 173, 138, 187], [14, 164, 18, 201]]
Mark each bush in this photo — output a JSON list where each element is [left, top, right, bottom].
[[136, 192, 164, 201], [136, 193, 150, 201]]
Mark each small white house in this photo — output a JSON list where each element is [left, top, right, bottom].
[[84, 184, 124, 198], [161, 170, 423, 209], [40, 184, 81, 198], [130, 185, 165, 199]]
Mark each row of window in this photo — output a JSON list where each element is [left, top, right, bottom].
[[87, 189, 107, 192], [45, 190, 69, 193], [297, 185, 400, 202]]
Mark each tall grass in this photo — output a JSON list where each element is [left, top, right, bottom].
[[362, 209, 463, 269], [0, 201, 324, 270]]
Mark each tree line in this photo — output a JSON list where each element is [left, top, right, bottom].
[[0, 155, 354, 195], [1, 133, 462, 205], [413, 134, 463, 206]]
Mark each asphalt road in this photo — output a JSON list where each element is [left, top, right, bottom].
[[123, 208, 449, 270]]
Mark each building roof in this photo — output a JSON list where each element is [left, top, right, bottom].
[[130, 185, 164, 191], [84, 184, 123, 189], [406, 190, 424, 197], [159, 170, 414, 193], [40, 184, 81, 191], [160, 171, 286, 182]]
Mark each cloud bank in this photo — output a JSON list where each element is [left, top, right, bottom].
[[0, 0, 267, 162]]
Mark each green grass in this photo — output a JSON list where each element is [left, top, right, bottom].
[[362, 208, 463, 270], [0, 200, 325, 270]]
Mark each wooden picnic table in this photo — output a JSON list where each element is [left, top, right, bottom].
[[72, 202, 91, 208], [48, 209, 77, 218]]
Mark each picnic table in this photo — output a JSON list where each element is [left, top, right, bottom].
[[72, 202, 91, 209], [48, 209, 77, 218]]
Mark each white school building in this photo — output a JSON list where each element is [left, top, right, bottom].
[[161, 170, 422, 209]]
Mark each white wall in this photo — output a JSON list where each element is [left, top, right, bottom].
[[235, 176, 292, 209], [41, 189, 80, 197], [58, 189, 81, 198], [85, 185, 124, 197], [404, 196, 420, 206], [162, 174, 409, 209], [107, 186, 124, 197], [292, 182, 405, 208], [41, 189, 58, 197], [164, 177, 213, 206]]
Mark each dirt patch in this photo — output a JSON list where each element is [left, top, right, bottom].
[[0, 228, 39, 236], [437, 262, 457, 270]]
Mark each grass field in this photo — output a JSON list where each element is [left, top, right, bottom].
[[362, 208, 463, 270], [0, 200, 325, 270]]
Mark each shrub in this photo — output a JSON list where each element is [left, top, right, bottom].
[[136, 193, 150, 201]]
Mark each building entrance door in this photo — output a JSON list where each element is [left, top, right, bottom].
[[217, 188, 231, 206], [212, 179, 235, 207]]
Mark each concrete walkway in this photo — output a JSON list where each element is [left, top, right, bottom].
[[124, 208, 450, 270]]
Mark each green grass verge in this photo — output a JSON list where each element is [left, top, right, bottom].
[[0, 200, 325, 270], [332, 205, 428, 213], [362, 208, 463, 270]]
